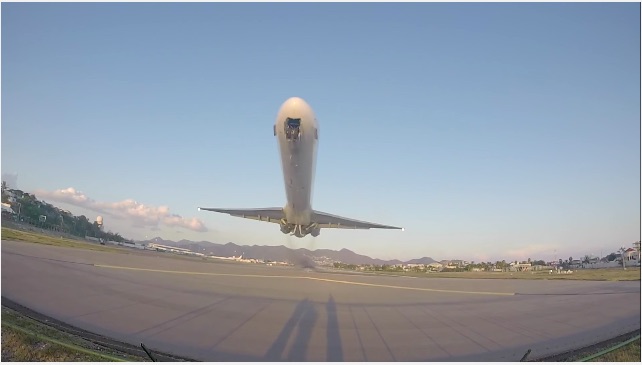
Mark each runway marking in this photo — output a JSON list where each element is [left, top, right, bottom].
[[94, 264, 515, 296]]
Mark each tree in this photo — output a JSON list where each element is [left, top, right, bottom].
[[619, 247, 627, 270], [3, 187, 134, 242]]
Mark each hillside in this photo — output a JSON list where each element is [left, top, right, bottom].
[[141, 237, 436, 266]]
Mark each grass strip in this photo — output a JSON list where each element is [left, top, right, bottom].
[[1, 305, 150, 362], [366, 268, 641, 281], [2, 227, 123, 253], [2, 322, 129, 362], [581, 334, 641, 362]]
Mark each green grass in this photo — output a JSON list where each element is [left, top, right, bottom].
[[1, 307, 146, 362], [589, 338, 641, 362], [366, 267, 641, 281], [1, 327, 111, 362], [1, 227, 124, 253]]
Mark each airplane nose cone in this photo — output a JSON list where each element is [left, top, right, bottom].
[[279, 97, 313, 118], [282, 96, 310, 109]]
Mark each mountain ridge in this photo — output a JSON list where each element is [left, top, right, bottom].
[[142, 237, 437, 265]]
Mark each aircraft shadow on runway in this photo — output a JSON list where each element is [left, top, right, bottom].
[[263, 295, 343, 361], [325, 295, 343, 361]]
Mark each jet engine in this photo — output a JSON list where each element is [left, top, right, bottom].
[[280, 221, 320, 238], [280, 220, 294, 234]]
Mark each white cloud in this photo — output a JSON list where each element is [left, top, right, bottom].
[[35, 187, 207, 232]]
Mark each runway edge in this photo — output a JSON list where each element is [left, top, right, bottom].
[[1, 296, 197, 362]]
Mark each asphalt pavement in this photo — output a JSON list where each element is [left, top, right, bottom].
[[2, 240, 639, 361]]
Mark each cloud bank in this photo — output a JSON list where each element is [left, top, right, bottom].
[[35, 187, 207, 232]]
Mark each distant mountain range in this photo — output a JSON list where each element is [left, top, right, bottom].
[[139, 237, 437, 266]]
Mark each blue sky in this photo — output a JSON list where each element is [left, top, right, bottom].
[[2, 3, 640, 262]]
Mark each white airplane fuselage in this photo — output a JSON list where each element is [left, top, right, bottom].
[[274, 97, 319, 236], [198, 97, 402, 238]]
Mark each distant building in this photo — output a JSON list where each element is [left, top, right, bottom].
[[5, 191, 18, 199], [624, 248, 639, 262], [570, 259, 582, 268], [1, 203, 15, 214], [510, 262, 532, 271], [147, 243, 192, 254], [450, 260, 465, 267]]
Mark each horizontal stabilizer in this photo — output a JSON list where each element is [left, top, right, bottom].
[[312, 210, 403, 230], [198, 207, 284, 224]]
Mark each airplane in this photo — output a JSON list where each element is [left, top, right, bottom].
[[199, 97, 403, 238]]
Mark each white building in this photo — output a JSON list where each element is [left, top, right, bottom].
[[1, 203, 15, 214], [623, 248, 639, 263]]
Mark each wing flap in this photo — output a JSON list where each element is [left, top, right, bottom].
[[198, 207, 284, 224], [312, 210, 403, 230]]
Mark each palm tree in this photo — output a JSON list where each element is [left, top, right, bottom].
[[619, 247, 627, 270]]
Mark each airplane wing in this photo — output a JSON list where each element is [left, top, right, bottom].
[[198, 207, 284, 224], [312, 210, 403, 230]]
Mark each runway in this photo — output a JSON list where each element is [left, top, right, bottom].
[[2, 240, 640, 361]]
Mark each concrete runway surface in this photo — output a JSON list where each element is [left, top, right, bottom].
[[2, 240, 640, 361]]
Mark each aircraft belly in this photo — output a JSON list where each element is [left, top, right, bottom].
[[280, 138, 315, 225]]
